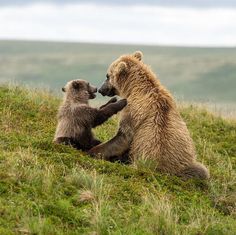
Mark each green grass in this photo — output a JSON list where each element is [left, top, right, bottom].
[[0, 85, 235, 235]]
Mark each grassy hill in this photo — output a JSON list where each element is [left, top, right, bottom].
[[0, 86, 235, 235], [0, 40, 236, 106]]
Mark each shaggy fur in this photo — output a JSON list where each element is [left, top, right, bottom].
[[53, 79, 127, 151], [89, 52, 209, 179]]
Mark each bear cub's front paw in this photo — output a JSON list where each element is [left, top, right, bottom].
[[109, 97, 117, 103], [117, 99, 127, 108]]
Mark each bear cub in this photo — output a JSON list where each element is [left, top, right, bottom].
[[53, 79, 127, 151]]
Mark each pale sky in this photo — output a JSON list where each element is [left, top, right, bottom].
[[0, 1, 235, 46]]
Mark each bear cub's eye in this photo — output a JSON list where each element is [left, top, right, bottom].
[[72, 81, 80, 90], [106, 74, 110, 79]]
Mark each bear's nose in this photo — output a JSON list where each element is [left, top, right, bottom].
[[98, 88, 107, 96]]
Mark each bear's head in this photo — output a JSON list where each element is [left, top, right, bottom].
[[98, 51, 143, 97], [62, 79, 97, 102]]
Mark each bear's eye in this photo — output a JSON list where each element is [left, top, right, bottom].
[[72, 81, 80, 90], [106, 74, 109, 80]]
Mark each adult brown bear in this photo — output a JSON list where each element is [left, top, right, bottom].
[[89, 52, 209, 179]]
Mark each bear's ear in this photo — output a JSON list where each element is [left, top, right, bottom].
[[116, 61, 127, 76], [72, 81, 81, 90], [133, 51, 143, 61]]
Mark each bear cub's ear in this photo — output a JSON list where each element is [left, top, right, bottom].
[[117, 61, 127, 76], [72, 81, 81, 90], [133, 51, 143, 61]]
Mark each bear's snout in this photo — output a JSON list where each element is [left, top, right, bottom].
[[98, 87, 107, 96]]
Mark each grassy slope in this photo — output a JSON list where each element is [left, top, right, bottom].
[[0, 86, 235, 235]]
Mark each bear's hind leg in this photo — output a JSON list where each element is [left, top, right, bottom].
[[177, 162, 210, 180], [54, 137, 82, 150], [54, 137, 73, 145]]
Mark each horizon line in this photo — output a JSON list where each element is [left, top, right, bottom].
[[1, 38, 235, 49]]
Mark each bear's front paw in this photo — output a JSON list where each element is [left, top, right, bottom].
[[117, 99, 127, 108], [87, 147, 102, 158], [109, 97, 117, 103]]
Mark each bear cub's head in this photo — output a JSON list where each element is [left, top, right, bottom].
[[98, 51, 143, 97], [62, 79, 97, 102]]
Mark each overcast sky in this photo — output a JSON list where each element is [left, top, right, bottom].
[[0, 0, 235, 46], [1, 0, 236, 8]]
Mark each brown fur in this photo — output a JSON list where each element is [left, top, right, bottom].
[[53, 79, 127, 151], [89, 52, 209, 179]]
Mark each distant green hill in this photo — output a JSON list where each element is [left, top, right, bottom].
[[0, 40, 236, 105], [0, 86, 235, 234]]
